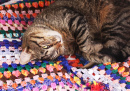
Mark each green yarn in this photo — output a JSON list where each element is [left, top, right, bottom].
[[25, 65, 31, 68], [0, 30, 6, 38], [34, 65, 39, 69], [0, 68, 5, 73], [8, 30, 13, 34], [25, 65, 31, 71], [112, 69, 118, 73], [120, 77, 126, 80], [17, 66, 23, 72], [49, 62, 54, 65], [15, 30, 20, 37], [26, 68, 31, 71], [98, 64, 103, 67], [116, 73, 120, 76], [41, 63, 46, 68], [8, 67, 14, 72], [22, 1, 26, 4], [105, 65, 111, 69], [0, 30, 6, 35], [15, 30, 20, 33], [8, 30, 13, 38], [126, 82, 130, 85]]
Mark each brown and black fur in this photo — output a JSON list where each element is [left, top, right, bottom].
[[21, 0, 130, 68]]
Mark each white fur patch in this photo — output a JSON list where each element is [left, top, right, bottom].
[[47, 31, 63, 43], [42, 30, 63, 44], [20, 48, 31, 65], [30, 29, 63, 44]]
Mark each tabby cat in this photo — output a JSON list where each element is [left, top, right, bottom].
[[20, 0, 130, 68]]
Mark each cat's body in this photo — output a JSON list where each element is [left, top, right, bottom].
[[20, 0, 130, 67]]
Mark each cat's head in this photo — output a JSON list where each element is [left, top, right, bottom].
[[20, 24, 64, 65]]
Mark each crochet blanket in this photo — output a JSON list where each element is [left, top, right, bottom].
[[0, 0, 130, 91]]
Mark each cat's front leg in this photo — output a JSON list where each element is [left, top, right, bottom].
[[79, 43, 115, 68], [74, 22, 115, 66], [82, 52, 115, 64]]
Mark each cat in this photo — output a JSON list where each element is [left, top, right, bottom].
[[20, 0, 130, 68]]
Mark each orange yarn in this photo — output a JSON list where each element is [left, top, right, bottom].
[[5, 5, 11, 9], [39, 1, 44, 7], [26, 14, 30, 19], [55, 75, 61, 81], [0, 13, 3, 18], [118, 67, 125, 74], [21, 81, 27, 87], [6, 13, 11, 18], [122, 72, 129, 77], [30, 68, 38, 75], [0, 72, 3, 79], [21, 70, 29, 76], [47, 75, 53, 81], [38, 77, 44, 83], [12, 4, 18, 9], [13, 13, 17, 18], [19, 14, 24, 19], [30, 80, 36, 85], [0, 6, 3, 10], [12, 83, 18, 89], [32, 13, 37, 18], [62, 75, 67, 80], [3, 84, 8, 90], [70, 77, 75, 83], [19, 3, 24, 9], [32, 2, 38, 8]]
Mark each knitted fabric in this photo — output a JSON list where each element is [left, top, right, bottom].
[[0, 0, 130, 91]]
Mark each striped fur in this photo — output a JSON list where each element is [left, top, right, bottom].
[[21, 0, 130, 67]]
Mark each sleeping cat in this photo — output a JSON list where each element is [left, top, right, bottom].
[[20, 0, 130, 68]]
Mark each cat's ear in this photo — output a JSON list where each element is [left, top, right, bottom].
[[20, 47, 32, 65]]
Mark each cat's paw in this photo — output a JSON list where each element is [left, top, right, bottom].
[[80, 62, 96, 69], [84, 53, 115, 64], [101, 54, 116, 63]]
